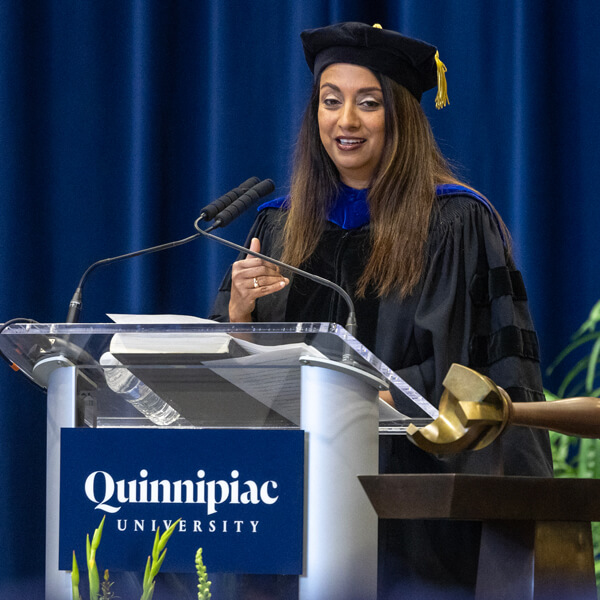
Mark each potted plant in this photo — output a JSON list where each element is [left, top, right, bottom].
[[545, 299, 600, 583]]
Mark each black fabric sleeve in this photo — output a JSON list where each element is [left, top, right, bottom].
[[388, 198, 553, 476]]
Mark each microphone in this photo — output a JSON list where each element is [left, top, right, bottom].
[[66, 232, 202, 323], [198, 176, 260, 222], [193, 185, 358, 338], [66, 178, 263, 323], [206, 179, 275, 231]]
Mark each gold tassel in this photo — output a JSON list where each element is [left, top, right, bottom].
[[434, 50, 449, 109]]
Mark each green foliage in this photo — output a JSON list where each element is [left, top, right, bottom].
[[71, 517, 106, 600], [71, 517, 181, 600], [100, 570, 116, 600], [547, 299, 600, 399], [86, 516, 106, 600], [141, 519, 182, 600], [195, 548, 212, 600], [545, 299, 600, 589], [72, 551, 81, 600]]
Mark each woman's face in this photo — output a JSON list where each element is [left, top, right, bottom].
[[317, 63, 385, 189]]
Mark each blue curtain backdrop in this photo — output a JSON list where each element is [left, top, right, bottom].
[[1, 0, 599, 593]]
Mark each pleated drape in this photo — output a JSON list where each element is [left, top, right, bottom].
[[0, 0, 599, 592]]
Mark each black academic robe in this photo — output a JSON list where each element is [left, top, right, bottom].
[[211, 193, 553, 599]]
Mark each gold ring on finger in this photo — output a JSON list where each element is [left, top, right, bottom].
[[253, 277, 260, 289]]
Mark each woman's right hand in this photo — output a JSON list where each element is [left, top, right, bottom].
[[228, 237, 290, 322]]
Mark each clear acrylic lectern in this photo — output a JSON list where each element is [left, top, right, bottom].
[[0, 321, 435, 600]]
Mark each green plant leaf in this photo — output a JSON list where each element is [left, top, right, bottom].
[[151, 528, 160, 562], [572, 299, 600, 338], [140, 519, 180, 600], [89, 568, 100, 600], [577, 438, 594, 478], [142, 555, 152, 590], [141, 580, 155, 600], [72, 551, 79, 585], [543, 388, 559, 401], [557, 356, 592, 397], [593, 443, 600, 479], [586, 337, 600, 393], [71, 552, 81, 600], [150, 549, 167, 579], [157, 519, 181, 554], [547, 332, 600, 375], [91, 516, 106, 551]]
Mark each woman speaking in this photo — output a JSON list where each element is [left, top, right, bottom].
[[212, 22, 552, 599]]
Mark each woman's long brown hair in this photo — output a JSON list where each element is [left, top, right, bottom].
[[282, 72, 510, 298]]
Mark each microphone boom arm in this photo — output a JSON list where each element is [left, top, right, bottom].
[[193, 220, 358, 337], [65, 177, 269, 323], [66, 232, 202, 323]]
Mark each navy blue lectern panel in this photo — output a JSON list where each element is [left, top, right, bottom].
[[59, 429, 304, 574]]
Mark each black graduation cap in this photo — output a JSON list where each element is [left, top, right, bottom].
[[301, 22, 448, 109]]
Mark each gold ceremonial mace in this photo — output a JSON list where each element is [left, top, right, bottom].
[[407, 364, 600, 454]]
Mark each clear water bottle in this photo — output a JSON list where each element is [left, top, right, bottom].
[[100, 352, 180, 426]]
